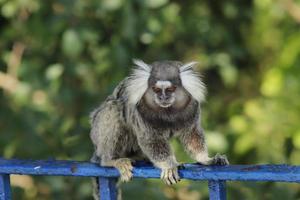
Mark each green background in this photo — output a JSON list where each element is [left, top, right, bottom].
[[1, 0, 300, 199]]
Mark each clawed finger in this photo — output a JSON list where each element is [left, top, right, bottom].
[[120, 170, 133, 182], [115, 158, 134, 182], [168, 169, 176, 185], [213, 154, 229, 165], [173, 169, 180, 182], [161, 168, 180, 185]]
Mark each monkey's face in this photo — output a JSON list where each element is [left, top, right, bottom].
[[143, 81, 191, 110], [151, 81, 176, 108], [142, 62, 192, 110]]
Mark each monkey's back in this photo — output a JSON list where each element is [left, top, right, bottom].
[[90, 78, 144, 161]]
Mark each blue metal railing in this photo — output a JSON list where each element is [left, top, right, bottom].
[[1, 158, 300, 200]]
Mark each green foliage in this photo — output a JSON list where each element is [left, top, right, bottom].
[[1, 0, 300, 199]]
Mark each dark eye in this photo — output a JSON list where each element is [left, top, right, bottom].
[[166, 86, 176, 93], [152, 86, 162, 93]]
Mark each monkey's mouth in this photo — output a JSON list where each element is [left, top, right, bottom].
[[155, 97, 175, 108], [158, 102, 172, 108]]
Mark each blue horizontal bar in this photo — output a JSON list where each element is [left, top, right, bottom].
[[0, 158, 300, 182]]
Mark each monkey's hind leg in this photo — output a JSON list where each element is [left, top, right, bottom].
[[101, 158, 134, 182]]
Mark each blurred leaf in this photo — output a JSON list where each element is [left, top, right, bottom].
[[46, 64, 64, 80], [63, 135, 80, 147], [206, 131, 228, 152], [244, 100, 263, 119], [1, 1, 18, 18], [278, 33, 300, 69], [261, 68, 283, 97], [214, 53, 238, 87], [4, 140, 19, 158], [101, 0, 124, 11], [13, 83, 32, 104], [144, 0, 169, 8], [292, 130, 300, 149], [62, 30, 84, 58], [229, 115, 248, 133], [234, 134, 255, 155]]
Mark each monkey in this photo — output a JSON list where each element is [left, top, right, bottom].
[[90, 59, 229, 199]]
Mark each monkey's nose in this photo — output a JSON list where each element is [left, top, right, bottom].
[[159, 95, 170, 101]]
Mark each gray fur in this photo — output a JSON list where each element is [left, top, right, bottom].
[[90, 60, 229, 199]]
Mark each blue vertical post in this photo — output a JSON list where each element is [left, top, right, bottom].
[[208, 180, 226, 200], [0, 174, 11, 200], [98, 177, 117, 200]]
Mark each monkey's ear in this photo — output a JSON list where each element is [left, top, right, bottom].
[[179, 61, 206, 103], [179, 61, 199, 72], [133, 59, 151, 72], [126, 59, 152, 106]]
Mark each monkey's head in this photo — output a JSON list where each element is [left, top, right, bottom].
[[126, 59, 206, 111]]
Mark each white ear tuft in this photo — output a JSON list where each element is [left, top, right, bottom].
[[180, 61, 199, 72], [126, 59, 152, 106], [179, 62, 206, 103], [132, 59, 151, 72]]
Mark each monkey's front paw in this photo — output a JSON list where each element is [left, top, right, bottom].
[[114, 158, 134, 182], [160, 167, 180, 185], [212, 154, 229, 165]]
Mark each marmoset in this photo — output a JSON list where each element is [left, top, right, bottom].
[[90, 60, 228, 199]]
